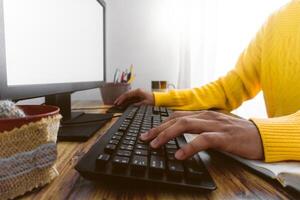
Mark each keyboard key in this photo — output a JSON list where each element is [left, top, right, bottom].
[[165, 144, 177, 149], [175, 136, 186, 148], [125, 136, 136, 141], [104, 144, 117, 154], [122, 140, 135, 145], [142, 124, 151, 128], [140, 128, 149, 132], [161, 112, 168, 117], [131, 155, 148, 171], [123, 119, 131, 123], [109, 139, 119, 145], [112, 135, 122, 140], [136, 144, 148, 149], [126, 115, 134, 120], [167, 140, 176, 145], [121, 124, 129, 128], [153, 106, 160, 114], [96, 153, 110, 167], [160, 107, 167, 113], [130, 123, 140, 127], [113, 156, 130, 169], [137, 139, 146, 144], [167, 161, 184, 177], [114, 132, 124, 136], [128, 130, 139, 134], [153, 116, 160, 121], [127, 133, 138, 137], [186, 166, 203, 181], [150, 155, 165, 173], [129, 127, 140, 131], [134, 149, 148, 156], [116, 150, 132, 157], [166, 149, 177, 155], [150, 148, 164, 156], [167, 154, 176, 161], [121, 122, 130, 125], [167, 108, 173, 115], [142, 124, 151, 127], [119, 126, 127, 131], [120, 144, 134, 151], [185, 156, 205, 180]]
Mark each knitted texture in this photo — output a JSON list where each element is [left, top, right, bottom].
[[0, 114, 61, 200], [0, 101, 25, 119], [154, 0, 300, 162]]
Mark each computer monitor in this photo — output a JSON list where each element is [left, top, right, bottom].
[[0, 0, 109, 141]]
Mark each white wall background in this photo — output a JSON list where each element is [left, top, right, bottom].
[[106, 0, 180, 91]]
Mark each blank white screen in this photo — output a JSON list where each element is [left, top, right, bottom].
[[3, 0, 104, 86]]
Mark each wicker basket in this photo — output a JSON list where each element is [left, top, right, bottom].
[[0, 114, 61, 200]]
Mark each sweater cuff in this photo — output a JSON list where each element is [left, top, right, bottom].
[[251, 111, 300, 162]]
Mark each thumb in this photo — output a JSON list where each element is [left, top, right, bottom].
[[175, 132, 223, 160]]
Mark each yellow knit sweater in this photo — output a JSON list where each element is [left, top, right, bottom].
[[154, 0, 300, 162]]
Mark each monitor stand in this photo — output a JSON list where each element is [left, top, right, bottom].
[[45, 93, 113, 142]]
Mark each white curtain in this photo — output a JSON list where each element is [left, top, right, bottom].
[[164, 0, 290, 118]]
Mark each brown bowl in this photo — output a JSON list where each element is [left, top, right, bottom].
[[0, 105, 60, 132]]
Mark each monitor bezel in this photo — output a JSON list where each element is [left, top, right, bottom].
[[0, 0, 107, 100]]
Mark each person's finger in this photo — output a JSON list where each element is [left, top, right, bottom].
[[114, 92, 131, 105], [150, 120, 184, 148], [150, 118, 219, 148], [140, 118, 177, 141], [114, 93, 126, 105], [143, 115, 215, 143], [115, 89, 142, 105], [175, 132, 224, 160]]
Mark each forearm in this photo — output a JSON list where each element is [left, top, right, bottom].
[[154, 70, 259, 111], [153, 80, 230, 111]]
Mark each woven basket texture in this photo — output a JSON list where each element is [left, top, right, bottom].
[[0, 114, 61, 200]]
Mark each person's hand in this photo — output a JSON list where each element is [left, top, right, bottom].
[[114, 89, 154, 106], [140, 110, 264, 160]]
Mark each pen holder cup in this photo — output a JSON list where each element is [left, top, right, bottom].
[[100, 82, 131, 105]]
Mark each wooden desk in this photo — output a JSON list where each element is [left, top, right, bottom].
[[22, 101, 300, 200]]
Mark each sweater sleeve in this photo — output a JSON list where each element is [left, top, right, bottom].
[[251, 111, 300, 162], [154, 23, 265, 111]]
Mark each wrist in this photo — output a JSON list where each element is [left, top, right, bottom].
[[249, 120, 264, 160]]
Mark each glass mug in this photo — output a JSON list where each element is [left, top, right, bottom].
[[151, 81, 175, 92]]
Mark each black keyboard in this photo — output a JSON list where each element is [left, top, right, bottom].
[[75, 105, 216, 191]]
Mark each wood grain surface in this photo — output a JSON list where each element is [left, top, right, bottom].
[[20, 101, 300, 200]]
